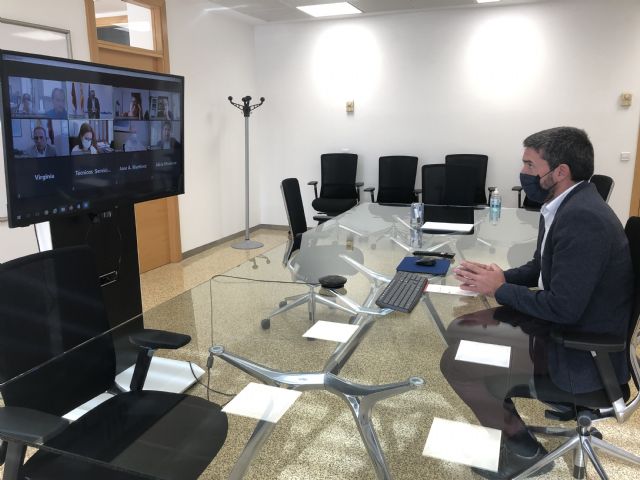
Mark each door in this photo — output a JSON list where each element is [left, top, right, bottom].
[[84, 0, 181, 272]]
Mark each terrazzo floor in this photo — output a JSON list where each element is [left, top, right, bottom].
[[138, 229, 640, 480], [2, 228, 638, 479]]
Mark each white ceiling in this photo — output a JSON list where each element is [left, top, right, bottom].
[[205, 0, 550, 23]]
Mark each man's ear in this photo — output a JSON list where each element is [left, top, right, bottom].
[[556, 163, 571, 180]]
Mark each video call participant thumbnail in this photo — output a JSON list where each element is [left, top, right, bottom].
[[157, 121, 181, 150], [26, 126, 57, 157], [46, 87, 68, 119], [71, 123, 98, 155], [15, 93, 32, 114]]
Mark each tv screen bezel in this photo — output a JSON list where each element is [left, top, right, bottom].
[[0, 49, 185, 228]]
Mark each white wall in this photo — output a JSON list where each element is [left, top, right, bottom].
[[254, 0, 640, 226], [165, 0, 258, 252], [0, 0, 89, 262]]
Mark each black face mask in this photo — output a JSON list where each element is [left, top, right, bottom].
[[519, 168, 556, 204]]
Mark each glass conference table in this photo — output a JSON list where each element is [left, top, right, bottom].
[[4, 203, 595, 480]]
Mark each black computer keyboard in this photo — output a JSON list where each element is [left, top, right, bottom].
[[375, 271, 428, 313]]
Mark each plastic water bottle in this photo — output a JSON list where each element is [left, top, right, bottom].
[[489, 188, 501, 224]]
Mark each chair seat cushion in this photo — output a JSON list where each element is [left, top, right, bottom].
[[23, 391, 228, 480], [319, 275, 347, 289], [312, 197, 357, 215]]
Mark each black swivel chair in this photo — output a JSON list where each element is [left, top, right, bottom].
[[513, 174, 615, 210], [513, 216, 640, 480], [308, 153, 363, 218], [281, 177, 310, 262], [420, 163, 476, 206], [445, 154, 490, 205], [0, 246, 228, 480], [261, 179, 362, 330], [512, 184, 543, 211], [590, 174, 615, 202], [364, 155, 418, 204]]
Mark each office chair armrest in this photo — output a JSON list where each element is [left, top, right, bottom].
[[550, 329, 625, 352], [550, 329, 626, 406], [355, 181, 364, 200], [128, 330, 191, 391], [363, 186, 375, 202], [512, 185, 523, 208], [414, 188, 422, 203], [307, 180, 318, 199], [312, 214, 332, 224], [130, 329, 191, 350], [0, 407, 70, 444]]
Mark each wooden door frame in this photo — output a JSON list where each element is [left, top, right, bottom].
[[629, 124, 640, 217], [83, 0, 181, 264]]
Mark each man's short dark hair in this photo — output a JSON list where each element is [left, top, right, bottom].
[[523, 126, 594, 181]]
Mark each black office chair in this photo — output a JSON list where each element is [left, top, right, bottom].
[[513, 174, 615, 210], [0, 246, 228, 480], [513, 216, 640, 480], [308, 153, 363, 217], [445, 154, 490, 205], [364, 155, 418, 204], [590, 174, 614, 202], [420, 163, 476, 206], [261, 179, 362, 330], [281, 177, 310, 262], [512, 185, 543, 211]]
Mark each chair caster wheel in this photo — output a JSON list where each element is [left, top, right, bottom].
[[279, 300, 287, 308], [348, 315, 357, 324], [261, 318, 271, 330], [591, 428, 603, 440]]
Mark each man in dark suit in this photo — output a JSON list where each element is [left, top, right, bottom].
[[87, 89, 100, 119], [450, 127, 633, 479]]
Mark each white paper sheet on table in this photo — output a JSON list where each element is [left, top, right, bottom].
[[455, 339, 511, 368], [426, 284, 478, 297], [423, 417, 502, 472], [222, 382, 302, 423], [422, 221, 474, 233], [303, 320, 359, 342]]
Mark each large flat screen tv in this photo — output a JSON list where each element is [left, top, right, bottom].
[[0, 50, 184, 228]]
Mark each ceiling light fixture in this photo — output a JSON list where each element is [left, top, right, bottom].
[[476, 0, 502, 3], [297, 2, 362, 18]]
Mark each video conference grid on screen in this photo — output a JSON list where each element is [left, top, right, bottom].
[[1, 52, 184, 227]]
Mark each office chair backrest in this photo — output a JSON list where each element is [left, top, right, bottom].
[[444, 164, 476, 206], [445, 154, 489, 204], [319, 153, 358, 199], [421, 164, 446, 204], [590, 174, 614, 202], [377, 155, 418, 204], [625, 216, 640, 389], [0, 246, 116, 416], [281, 178, 308, 237], [421, 164, 476, 206]]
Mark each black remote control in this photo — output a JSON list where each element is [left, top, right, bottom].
[[413, 250, 455, 259]]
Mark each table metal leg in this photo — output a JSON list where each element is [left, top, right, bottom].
[[211, 346, 424, 480]]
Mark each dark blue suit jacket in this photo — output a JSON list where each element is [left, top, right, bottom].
[[495, 182, 633, 393]]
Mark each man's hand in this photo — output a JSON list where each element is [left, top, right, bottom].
[[453, 261, 506, 296]]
